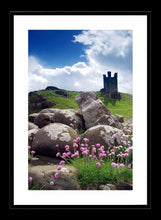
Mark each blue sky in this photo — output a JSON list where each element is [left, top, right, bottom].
[[28, 30, 133, 93], [29, 30, 87, 68]]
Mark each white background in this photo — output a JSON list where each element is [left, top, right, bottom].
[[14, 15, 147, 205]]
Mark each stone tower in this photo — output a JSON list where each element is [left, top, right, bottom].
[[101, 71, 121, 100]]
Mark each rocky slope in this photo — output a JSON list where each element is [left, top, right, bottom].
[[28, 91, 133, 190]]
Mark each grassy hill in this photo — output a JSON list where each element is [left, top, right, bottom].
[[28, 89, 132, 120]]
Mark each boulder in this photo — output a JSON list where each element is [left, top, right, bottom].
[[40, 108, 85, 131], [117, 181, 133, 190], [29, 155, 60, 166], [32, 123, 78, 157], [34, 113, 53, 128], [28, 128, 39, 146], [28, 113, 39, 123], [95, 114, 121, 128], [51, 109, 85, 131], [99, 184, 116, 190], [75, 92, 111, 129], [113, 114, 124, 123], [82, 125, 121, 151], [28, 121, 39, 130], [28, 165, 80, 190]]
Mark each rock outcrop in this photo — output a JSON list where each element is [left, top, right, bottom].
[[29, 165, 80, 190], [75, 92, 121, 129], [30, 108, 85, 131], [32, 123, 77, 157], [28, 92, 54, 112], [83, 125, 121, 151]]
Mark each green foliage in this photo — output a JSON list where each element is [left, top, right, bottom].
[[96, 92, 132, 119], [29, 89, 132, 119], [28, 182, 40, 190], [71, 157, 132, 188]]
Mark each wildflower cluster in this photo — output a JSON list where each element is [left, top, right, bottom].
[[54, 125, 133, 180], [109, 125, 133, 168]]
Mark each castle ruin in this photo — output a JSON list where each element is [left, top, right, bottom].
[[100, 71, 121, 100]]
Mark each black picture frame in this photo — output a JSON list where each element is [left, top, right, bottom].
[[9, 10, 152, 212]]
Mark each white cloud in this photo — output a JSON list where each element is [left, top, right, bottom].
[[74, 81, 80, 88], [73, 30, 133, 94], [28, 56, 100, 92], [28, 30, 133, 94]]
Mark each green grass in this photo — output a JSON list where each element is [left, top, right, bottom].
[[29, 89, 132, 119], [96, 92, 132, 119], [71, 157, 132, 188], [37, 90, 81, 109]]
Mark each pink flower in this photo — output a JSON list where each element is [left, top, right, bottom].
[[56, 152, 60, 157], [98, 147, 105, 153], [28, 146, 31, 149], [76, 137, 81, 142], [111, 163, 119, 168], [96, 143, 100, 147], [83, 138, 89, 143], [92, 147, 96, 153], [62, 152, 67, 158], [28, 176, 32, 182], [59, 160, 65, 165], [128, 164, 132, 168], [111, 162, 115, 166], [99, 153, 107, 158], [112, 134, 117, 139], [31, 151, 35, 154], [73, 143, 78, 148], [93, 155, 97, 160], [71, 151, 79, 158], [65, 145, 70, 151], [67, 152, 71, 156], [69, 123, 74, 127], [96, 162, 101, 167], [114, 163, 119, 168], [120, 163, 125, 167], [129, 118, 132, 123], [57, 165, 62, 171], [121, 140, 127, 145], [75, 151, 79, 156], [56, 144, 59, 148], [82, 150, 88, 155], [80, 147, 88, 152], [54, 172, 59, 179]]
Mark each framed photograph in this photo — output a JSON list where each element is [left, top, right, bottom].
[[9, 11, 151, 209]]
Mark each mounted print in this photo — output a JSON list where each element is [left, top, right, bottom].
[[11, 12, 150, 207]]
